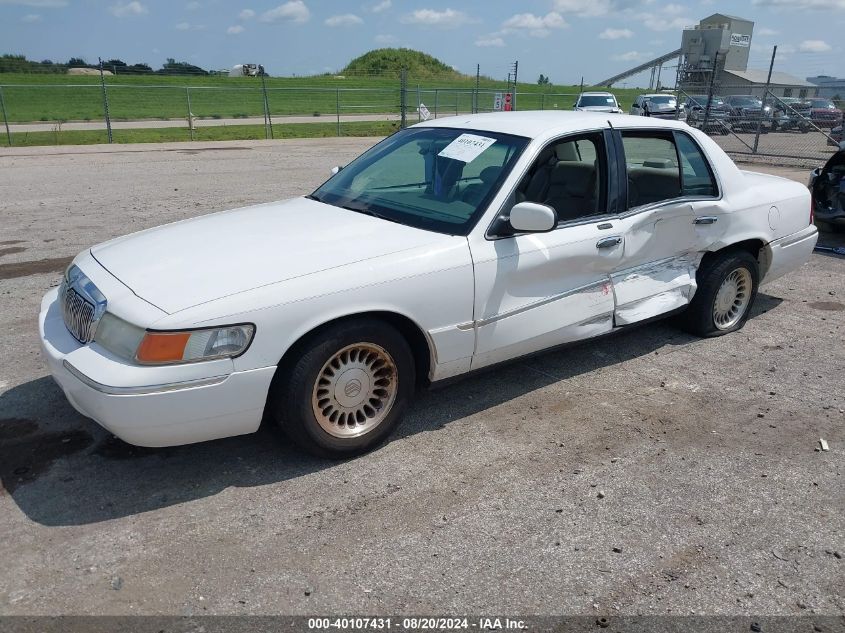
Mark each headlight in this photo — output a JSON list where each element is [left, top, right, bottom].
[[95, 313, 146, 360], [135, 324, 255, 365]]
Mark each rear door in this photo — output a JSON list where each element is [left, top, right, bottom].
[[608, 128, 724, 325]]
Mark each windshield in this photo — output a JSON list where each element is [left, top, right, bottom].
[[688, 96, 725, 107], [311, 127, 529, 235], [647, 95, 676, 106], [731, 97, 761, 106], [579, 95, 617, 107], [809, 99, 835, 109]]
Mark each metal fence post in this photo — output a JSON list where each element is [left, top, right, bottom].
[[417, 85, 421, 122], [399, 69, 407, 128], [185, 87, 194, 141], [434, 89, 439, 119], [98, 58, 113, 144], [260, 71, 273, 140], [0, 87, 11, 147], [541, 93, 546, 111], [753, 46, 777, 155], [336, 88, 341, 136], [702, 51, 719, 133]]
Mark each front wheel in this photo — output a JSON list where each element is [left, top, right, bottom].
[[269, 319, 415, 457], [681, 250, 759, 337]]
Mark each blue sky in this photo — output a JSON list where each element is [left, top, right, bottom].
[[0, 0, 841, 85]]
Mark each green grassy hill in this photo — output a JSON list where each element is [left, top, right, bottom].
[[342, 48, 462, 79]]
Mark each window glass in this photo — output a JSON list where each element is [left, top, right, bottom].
[[516, 134, 606, 223], [621, 133, 681, 207], [622, 132, 717, 207], [675, 133, 718, 197], [313, 127, 528, 235]]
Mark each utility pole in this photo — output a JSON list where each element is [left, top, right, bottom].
[[511, 60, 519, 111]]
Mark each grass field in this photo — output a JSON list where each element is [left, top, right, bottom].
[[4, 120, 400, 146], [0, 72, 644, 123]]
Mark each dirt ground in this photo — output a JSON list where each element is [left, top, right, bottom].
[[0, 138, 843, 618]]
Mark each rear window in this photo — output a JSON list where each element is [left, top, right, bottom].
[[579, 95, 617, 107]]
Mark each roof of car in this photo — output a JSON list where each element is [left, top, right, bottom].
[[413, 111, 690, 139], [580, 91, 614, 95]]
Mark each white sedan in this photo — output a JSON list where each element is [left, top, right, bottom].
[[39, 112, 818, 457]]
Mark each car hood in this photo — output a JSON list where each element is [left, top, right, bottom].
[[91, 197, 447, 314]]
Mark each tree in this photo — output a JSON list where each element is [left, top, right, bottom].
[[67, 57, 89, 68], [537, 74, 551, 85]]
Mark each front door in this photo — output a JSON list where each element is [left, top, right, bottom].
[[467, 131, 624, 370]]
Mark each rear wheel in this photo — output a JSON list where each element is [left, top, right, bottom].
[[681, 250, 759, 337], [269, 319, 415, 458]]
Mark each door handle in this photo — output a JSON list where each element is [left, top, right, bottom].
[[596, 236, 622, 249], [694, 216, 719, 225]]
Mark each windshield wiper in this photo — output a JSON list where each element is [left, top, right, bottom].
[[305, 193, 322, 202]]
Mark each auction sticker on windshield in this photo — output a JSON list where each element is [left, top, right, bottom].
[[438, 134, 497, 163]]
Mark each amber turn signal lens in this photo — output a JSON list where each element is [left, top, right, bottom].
[[136, 331, 192, 363]]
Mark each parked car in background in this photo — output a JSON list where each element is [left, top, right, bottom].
[[630, 93, 679, 118], [828, 124, 843, 147], [771, 97, 811, 133], [724, 95, 773, 132], [805, 98, 843, 129], [574, 92, 623, 113], [683, 95, 731, 134], [39, 112, 818, 457], [809, 144, 845, 230]]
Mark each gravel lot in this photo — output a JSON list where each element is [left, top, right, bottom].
[[0, 138, 843, 618]]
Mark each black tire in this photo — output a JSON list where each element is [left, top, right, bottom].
[[269, 318, 415, 458], [681, 249, 759, 337]]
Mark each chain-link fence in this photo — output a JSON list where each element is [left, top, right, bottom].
[[1, 66, 842, 165], [671, 82, 842, 166]]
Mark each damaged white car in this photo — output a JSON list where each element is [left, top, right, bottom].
[[40, 112, 818, 457]]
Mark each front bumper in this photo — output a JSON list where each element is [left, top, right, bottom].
[[762, 224, 819, 286], [39, 288, 277, 447]]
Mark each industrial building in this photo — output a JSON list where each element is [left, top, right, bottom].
[[807, 76, 845, 99], [598, 13, 819, 98]]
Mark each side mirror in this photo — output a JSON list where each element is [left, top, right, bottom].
[[509, 202, 557, 233], [330, 165, 343, 175]]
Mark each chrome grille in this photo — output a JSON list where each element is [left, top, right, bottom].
[[60, 282, 96, 343]]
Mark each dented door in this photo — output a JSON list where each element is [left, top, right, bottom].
[[468, 222, 623, 370]]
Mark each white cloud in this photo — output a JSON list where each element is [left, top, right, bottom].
[[260, 0, 310, 23], [475, 36, 505, 47], [752, 0, 845, 8], [553, 0, 614, 17], [799, 39, 832, 52], [757, 27, 779, 35], [109, 1, 147, 17], [628, 10, 691, 31], [227, 24, 244, 34], [325, 13, 363, 26], [21, 12, 41, 21], [612, 50, 653, 62], [400, 8, 473, 28], [502, 11, 568, 30], [0, 0, 67, 6], [370, 0, 390, 12], [663, 3, 685, 13], [599, 27, 633, 39], [239, 8, 254, 19], [176, 21, 205, 30], [185, 1, 200, 9], [374, 33, 397, 44]]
